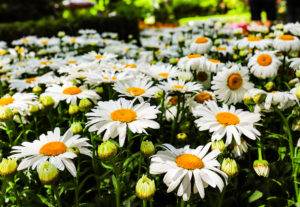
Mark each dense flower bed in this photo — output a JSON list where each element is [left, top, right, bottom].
[[0, 19, 300, 206]]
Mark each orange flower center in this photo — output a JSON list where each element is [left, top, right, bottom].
[[112, 76, 117, 80], [17, 49, 24, 54], [271, 91, 279, 93], [40, 61, 48, 65], [0, 97, 15, 106], [187, 54, 202, 59], [126, 87, 146, 96], [195, 37, 208, 44], [39, 141, 67, 156], [194, 92, 212, 103], [103, 77, 109, 80], [125, 64, 137, 68], [279, 35, 294, 41], [158, 73, 169, 78], [95, 55, 103, 59], [110, 109, 137, 122], [176, 154, 204, 170], [62, 87, 82, 95], [247, 36, 262, 41], [227, 73, 243, 90], [172, 85, 184, 90], [257, 54, 272, 66], [168, 95, 183, 105], [197, 71, 208, 82], [216, 112, 240, 126], [25, 77, 36, 83], [71, 38, 76, 43], [68, 60, 77, 64], [41, 40, 48, 45], [216, 47, 227, 51], [209, 59, 221, 63]]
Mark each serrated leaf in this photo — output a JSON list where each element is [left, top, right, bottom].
[[248, 190, 263, 203]]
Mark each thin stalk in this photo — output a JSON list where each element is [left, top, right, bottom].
[[137, 153, 143, 179], [217, 185, 226, 207], [90, 133, 101, 199], [51, 184, 62, 207], [112, 159, 121, 207], [143, 200, 147, 207], [180, 199, 185, 207], [257, 141, 263, 160], [74, 177, 79, 207], [34, 116, 39, 139], [11, 177, 21, 206]]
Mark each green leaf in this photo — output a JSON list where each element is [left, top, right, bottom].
[[111, 175, 118, 192], [101, 161, 113, 170], [248, 190, 263, 203]]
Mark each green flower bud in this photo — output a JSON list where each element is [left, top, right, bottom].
[[264, 81, 274, 91], [296, 70, 300, 79], [79, 98, 92, 110], [0, 106, 13, 120], [67, 146, 80, 155], [154, 91, 164, 99], [0, 158, 18, 176], [296, 84, 300, 99], [140, 140, 155, 156], [221, 158, 238, 176], [289, 79, 298, 87], [179, 121, 190, 133], [57, 31, 66, 38], [177, 133, 187, 140], [96, 87, 104, 94], [233, 54, 239, 60], [239, 50, 248, 57], [29, 104, 40, 113], [98, 141, 117, 160], [136, 175, 156, 200], [40, 96, 54, 107], [68, 104, 79, 115], [37, 161, 59, 184], [253, 93, 266, 104], [70, 122, 83, 134], [253, 160, 269, 177], [32, 86, 42, 93], [211, 140, 226, 151], [169, 58, 177, 64]]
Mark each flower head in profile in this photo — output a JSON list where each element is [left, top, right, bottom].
[[85, 98, 160, 147], [10, 127, 92, 177], [150, 143, 227, 201]]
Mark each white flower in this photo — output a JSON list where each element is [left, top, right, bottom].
[[273, 35, 300, 52], [159, 79, 202, 94], [211, 65, 254, 104], [236, 36, 272, 50], [193, 101, 261, 145], [10, 127, 92, 177], [146, 63, 179, 80], [0, 93, 37, 113], [190, 37, 212, 54], [150, 143, 227, 201], [248, 51, 281, 79], [85, 98, 160, 147], [177, 54, 205, 71], [264, 91, 298, 110], [203, 58, 225, 73]]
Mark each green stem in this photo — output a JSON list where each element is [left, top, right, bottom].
[[74, 177, 79, 207], [51, 184, 62, 207], [11, 177, 21, 206], [257, 141, 263, 160], [143, 200, 147, 207], [112, 159, 121, 207], [90, 133, 101, 199], [217, 185, 226, 207], [34, 115, 39, 139], [180, 199, 185, 207], [137, 153, 143, 179]]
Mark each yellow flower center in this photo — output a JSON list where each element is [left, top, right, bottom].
[[41, 40, 48, 45], [271, 91, 279, 93], [68, 60, 77, 64], [110, 109, 137, 122], [227, 73, 243, 90], [103, 77, 109, 80], [71, 38, 76, 43], [158, 73, 169, 78], [95, 55, 103, 59], [48, 61, 53, 64], [39, 141, 67, 156], [0, 50, 6, 55], [195, 37, 208, 44], [216, 47, 227, 51], [17, 49, 24, 54], [22, 39, 29, 43], [257, 54, 272, 66], [194, 92, 212, 103], [40, 61, 48, 65], [176, 154, 204, 170], [126, 87, 146, 96], [125, 64, 137, 68], [196, 71, 208, 82], [279, 35, 294, 41], [216, 112, 240, 126], [62, 87, 82, 95], [112, 76, 117, 80], [187, 54, 202, 59], [172, 85, 184, 90], [247, 36, 262, 41], [25, 77, 36, 83], [209, 59, 221, 63], [0, 97, 15, 106]]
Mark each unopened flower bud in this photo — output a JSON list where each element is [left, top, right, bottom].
[[232, 139, 248, 157], [79, 98, 92, 110], [233, 54, 239, 60], [37, 161, 59, 184], [69, 104, 79, 115], [253, 93, 266, 104], [221, 158, 238, 176], [70, 122, 83, 134], [211, 140, 226, 152], [169, 58, 177, 64], [296, 84, 300, 99], [177, 133, 187, 140], [140, 140, 155, 156], [40, 96, 54, 107], [98, 141, 117, 160], [67, 146, 80, 155], [253, 160, 270, 177], [29, 104, 40, 113], [0, 158, 18, 176], [179, 121, 190, 133], [239, 50, 247, 57], [264, 81, 274, 91], [292, 119, 300, 131], [0, 106, 13, 120], [32, 86, 42, 93], [136, 175, 156, 200], [296, 70, 300, 79], [96, 87, 104, 94], [178, 71, 193, 81], [154, 91, 164, 99]]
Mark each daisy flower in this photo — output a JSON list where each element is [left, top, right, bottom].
[[159, 79, 202, 94], [0, 93, 37, 113], [44, 84, 100, 105], [265, 91, 298, 110], [193, 101, 261, 145], [10, 127, 92, 177], [248, 51, 281, 79], [273, 35, 300, 52], [85, 98, 160, 147], [289, 58, 300, 70], [84, 70, 131, 85], [211, 65, 254, 104], [190, 37, 212, 54], [177, 54, 205, 71], [146, 63, 179, 80], [203, 58, 225, 73], [211, 45, 234, 56], [236, 36, 272, 50], [149, 143, 227, 201], [113, 79, 159, 100]]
